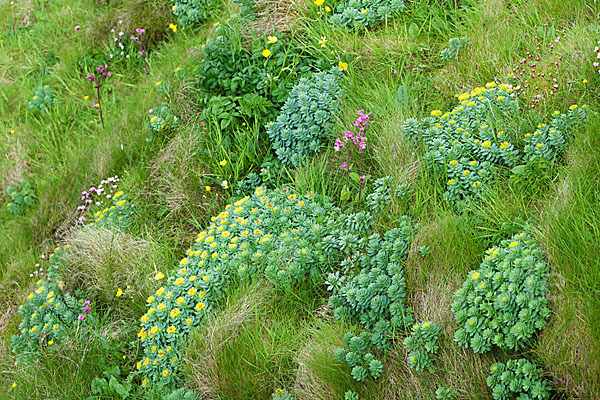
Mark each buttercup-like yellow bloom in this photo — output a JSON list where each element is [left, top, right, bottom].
[[262, 49, 271, 58]]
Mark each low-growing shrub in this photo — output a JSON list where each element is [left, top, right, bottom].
[[402, 82, 587, 206], [11, 247, 92, 358], [172, 0, 223, 28], [440, 37, 469, 61], [487, 359, 550, 400], [326, 218, 414, 350], [6, 180, 35, 215], [267, 68, 343, 167], [334, 331, 384, 381], [28, 85, 57, 113], [147, 103, 179, 134], [329, 0, 406, 30], [137, 186, 341, 385], [403, 321, 441, 371], [452, 232, 551, 353]]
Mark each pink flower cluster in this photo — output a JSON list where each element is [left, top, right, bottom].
[[334, 110, 373, 171], [78, 300, 92, 321], [77, 175, 120, 222], [594, 41, 600, 74]]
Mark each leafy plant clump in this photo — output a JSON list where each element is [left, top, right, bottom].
[[403, 321, 441, 371], [6, 180, 36, 215], [329, 0, 406, 30], [326, 217, 414, 350], [137, 186, 342, 386], [452, 232, 551, 353], [28, 85, 57, 113], [440, 37, 470, 61], [267, 68, 343, 167], [402, 82, 587, 206], [172, 0, 223, 28], [11, 247, 92, 358], [435, 387, 456, 400], [196, 21, 327, 132], [147, 103, 179, 134], [334, 331, 385, 381], [487, 359, 551, 400]]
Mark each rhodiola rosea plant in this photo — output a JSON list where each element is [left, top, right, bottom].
[[452, 232, 551, 353]]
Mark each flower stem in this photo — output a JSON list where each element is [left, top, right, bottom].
[[96, 85, 104, 128]]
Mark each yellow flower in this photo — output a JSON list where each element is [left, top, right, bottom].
[[509, 241, 519, 248], [471, 272, 480, 280], [155, 272, 165, 280], [448, 179, 456, 185], [48, 340, 54, 345], [481, 140, 491, 148], [319, 36, 327, 47], [325, 5, 331, 11], [583, 79, 588, 84], [314, 0, 324, 5], [473, 181, 481, 188], [186, 318, 193, 324], [262, 49, 272, 58], [462, 170, 470, 176], [485, 81, 496, 88], [338, 61, 348, 71], [169, 23, 177, 32], [213, 21, 220, 27], [430, 110, 442, 117], [195, 302, 206, 311], [167, 325, 176, 334], [116, 199, 127, 207], [297, 201, 305, 206], [569, 104, 578, 110], [116, 288, 123, 297], [157, 303, 167, 311], [174, 277, 185, 285], [83, 95, 89, 100], [458, 93, 470, 101], [151, 116, 158, 122], [219, 159, 227, 166], [203, 275, 210, 281], [198, 291, 206, 298], [162, 369, 170, 377], [497, 96, 504, 101], [500, 142, 509, 149], [267, 36, 278, 44], [11, 383, 16, 388], [361, 9, 367, 14], [170, 308, 181, 318]]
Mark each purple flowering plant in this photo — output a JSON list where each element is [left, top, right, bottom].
[[85, 65, 111, 127], [334, 109, 372, 202], [130, 28, 150, 74]]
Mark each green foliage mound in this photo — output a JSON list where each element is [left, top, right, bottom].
[[6, 180, 36, 215], [267, 68, 343, 167], [487, 359, 550, 400], [28, 85, 57, 114], [452, 233, 551, 353], [403, 321, 441, 371], [137, 186, 341, 385], [329, 0, 406, 29], [402, 83, 587, 206], [172, 0, 223, 28]]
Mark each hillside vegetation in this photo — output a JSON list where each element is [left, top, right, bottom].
[[0, 0, 599, 399]]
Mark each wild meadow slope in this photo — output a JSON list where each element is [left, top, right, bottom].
[[0, 0, 599, 399]]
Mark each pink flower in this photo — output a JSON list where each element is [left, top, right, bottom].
[[74, 25, 80, 31], [340, 162, 348, 170], [334, 137, 345, 151], [78, 314, 86, 321], [360, 174, 366, 182], [392, 69, 397, 75]]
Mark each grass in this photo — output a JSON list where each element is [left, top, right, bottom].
[[0, 0, 599, 398]]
